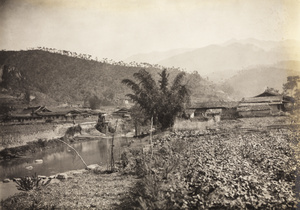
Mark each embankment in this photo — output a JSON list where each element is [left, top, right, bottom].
[[0, 122, 98, 158]]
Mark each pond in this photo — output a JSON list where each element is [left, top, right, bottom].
[[0, 137, 130, 200]]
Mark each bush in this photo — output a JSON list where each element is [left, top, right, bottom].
[[120, 130, 297, 209], [14, 173, 51, 191]]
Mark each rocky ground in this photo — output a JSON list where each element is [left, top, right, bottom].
[[1, 169, 137, 209]]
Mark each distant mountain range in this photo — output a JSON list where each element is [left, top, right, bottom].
[[221, 61, 300, 99], [125, 38, 300, 78], [124, 38, 300, 99], [125, 48, 194, 64]]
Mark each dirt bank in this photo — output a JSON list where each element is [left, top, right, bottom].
[[0, 122, 102, 160]]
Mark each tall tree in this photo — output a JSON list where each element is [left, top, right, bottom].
[[122, 69, 190, 129], [283, 76, 300, 96], [89, 95, 101, 110]]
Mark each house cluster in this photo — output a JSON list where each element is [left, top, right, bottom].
[[187, 90, 295, 122], [2, 106, 100, 124]]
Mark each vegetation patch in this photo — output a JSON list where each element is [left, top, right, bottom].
[[119, 128, 297, 209], [1, 171, 136, 209]]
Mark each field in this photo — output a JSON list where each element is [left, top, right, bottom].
[[1, 116, 299, 209]]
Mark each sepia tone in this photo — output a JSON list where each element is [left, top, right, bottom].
[[0, 0, 299, 209]]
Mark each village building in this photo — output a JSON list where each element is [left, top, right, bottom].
[[3, 106, 100, 124], [237, 89, 294, 117], [112, 108, 131, 120], [187, 101, 239, 121]]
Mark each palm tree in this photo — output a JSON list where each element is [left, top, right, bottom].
[[122, 69, 190, 129]]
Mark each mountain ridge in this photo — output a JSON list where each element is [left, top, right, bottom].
[[0, 49, 230, 111], [124, 39, 300, 78]]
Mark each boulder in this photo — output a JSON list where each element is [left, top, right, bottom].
[[86, 164, 100, 170], [56, 173, 68, 179], [13, 178, 21, 182], [35, 159, 43, 164], [93, 165, 106, 174], [3, 178, 10, 183], [38, 175, 47, 179], [25, 166, 33, 170]]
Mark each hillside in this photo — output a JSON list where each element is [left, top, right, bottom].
[[0, 50, 229, 111], [222, 61, 300, 99]]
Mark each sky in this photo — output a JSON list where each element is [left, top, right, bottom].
[[0, 0, 299, 61]]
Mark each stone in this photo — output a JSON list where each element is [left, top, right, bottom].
[[25, 166, 33, 170], [92, 166, 106, 174], [3, 178, 10, 183], [38, 175, 47, 179], [86, 164, 100, 170], [49, 175, 56, 179], [35, 159, 43, 164], [13, 178, 21, 182], [56, 173, 68, 179], [72, 171, 83, 176]]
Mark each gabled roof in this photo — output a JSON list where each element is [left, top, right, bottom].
[[241, 89, 295, 104], [36, 109, 81, 116], [255, 90, 281, 97], [240, 96, 283, 104], [113, 108, 130, 114], [22, 106, 51, 114]]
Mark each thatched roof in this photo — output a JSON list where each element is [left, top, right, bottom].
[[113, 108, 130, 114], [255, 90, 281, 97], [240, 96, 283, 104], [22, 106, 52, 114]]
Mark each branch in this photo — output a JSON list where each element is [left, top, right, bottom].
[[55, 138, 88, 167]]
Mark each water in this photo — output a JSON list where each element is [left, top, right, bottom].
[[0, 137, 130, 200], [0, 137, 129, 180]]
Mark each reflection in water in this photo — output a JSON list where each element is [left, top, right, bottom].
[[0, 137, 129, 180]]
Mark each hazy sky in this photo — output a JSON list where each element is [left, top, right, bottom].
[[0, 0, 299, 61]]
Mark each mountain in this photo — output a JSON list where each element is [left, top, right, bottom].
[[158, 39, 300, 76], [124, 39, 300, 82], [0, 49, 229, 112], [124, 48, 194, 64], [221, 61, 300, 99]]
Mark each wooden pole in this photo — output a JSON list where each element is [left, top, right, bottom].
[[55, 138, 88, 167], [110, 119, 118, 171]]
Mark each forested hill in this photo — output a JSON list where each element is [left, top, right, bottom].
[[0, 49, 229, 107]]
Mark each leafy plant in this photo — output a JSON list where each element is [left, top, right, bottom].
[[122, 69, 190, 130], [120, 129, 297, 209], [14, 173, 51, 191]]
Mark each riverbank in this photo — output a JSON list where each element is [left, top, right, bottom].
[[0, 121, 109, 160], [1, 169, 137, 209]]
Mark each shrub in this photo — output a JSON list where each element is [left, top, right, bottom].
[[120, 129, 297, 209], [14, 173, 51, 191]]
